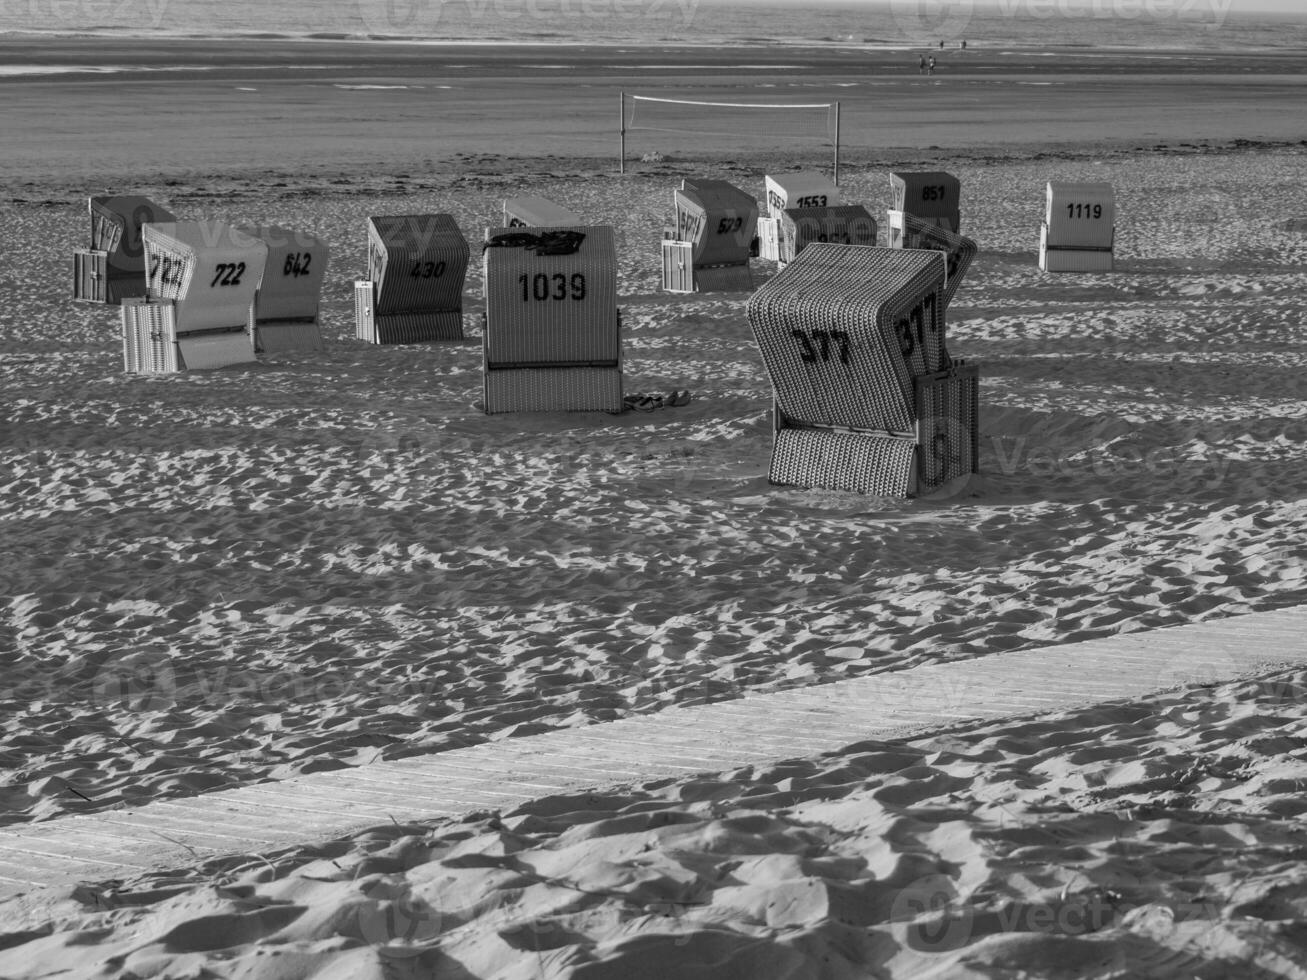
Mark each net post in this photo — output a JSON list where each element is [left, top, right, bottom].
[[833, 101, 841, 186], [619, 91, 626, 175]]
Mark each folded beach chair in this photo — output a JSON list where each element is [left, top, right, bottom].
[[758, 171, 841, 262], [661, 179, 758, 293], [1039, 181, 1115, 272], [778, 205, 878, 266], [355, 214, 469, 343], [237, 224, 330, 354], [748, 243, 978, 496], [120, 221, 267, 373], [503, 196, 582, 228], [73, 195, 177, 305], [481, 225, 622, 413], [886, 211, 977, 314], [889, 171, 962, 234]]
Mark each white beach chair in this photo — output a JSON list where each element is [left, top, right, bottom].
[[748, 243, 978, 496], [355, 214, 469, 343], [73, 195, 176, 305], [481, 225, 621, 413], [886, 210, 977, 314], [661, 179, 758, 293], [238, 224, 330, 354], [759, 171, 842, 262], [1039, 181, 1115, 272], [121, 221, 267, 373], [503, 196, 582, 228], [778, 205, 878, 266], [889, 171, 962, 235]]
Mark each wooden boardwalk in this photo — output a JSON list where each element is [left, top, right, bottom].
[[3, 605, 1305, 899]]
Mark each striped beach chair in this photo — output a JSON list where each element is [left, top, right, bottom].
[[503, 196, 582, 228], [481, 225, 621, 413], [889, 171, 962, 234], [121, 221, 267, 373], [1039, 181, 1115, 272], [661, 179, 758, 293], [748, 243, 978, 496], [778, 205, 878, 266], [355, 214, 469, 343], [238, 224, 330, 353], [759, 171, 841, 262], [886, 210, 977, 314], [73, 195, 176, 305]]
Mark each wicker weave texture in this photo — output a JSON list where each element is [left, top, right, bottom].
[[764, 172, 841, 217], [120, 298, 179, 374], [779, 206, 878, 264], [142, 222, 268, 333], [483, 366, 623, 414], [748, 243, 947, 433], [1038, 225, 1114, 272], [914, 364, 980, 491], [368, 214, 469, 317], [504, 196, 582, 228], [886, 210, 977, 312], [771, 427, 917, 496], [889, 172, 962, 231], [374, 312, 465, 344], [72, 250, 107, 303], [90, 196, 177, 277], [1044, 182, 1115, 250], [482, 225, 619, 367], [673, 182, 758, 268]]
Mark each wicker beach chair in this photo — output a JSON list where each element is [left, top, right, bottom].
[[889, 171, 962, 233], [758, 171, 842, 262], [121, 221, 267, 373], [482, 225, 622, 413], [237, 224, 330, 354], [73, 195, 177, 305], [886, 210, 977, 314], [1039, 181, 1115, 272], [748, 243, 978, 496], [355, 214, 469, 343], [503, 196, 582, 228], [661, 180, 758, 293], [778, 205, 878, 266]]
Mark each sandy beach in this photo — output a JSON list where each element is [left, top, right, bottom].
[[3, 35, 1307, 978]]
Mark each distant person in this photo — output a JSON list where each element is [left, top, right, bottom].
[[928, 55, 937, 75], [939, 39, 945, 49], [961, 40, 967, 49]]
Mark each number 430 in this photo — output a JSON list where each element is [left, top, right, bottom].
[[792, 328, 851, 365]]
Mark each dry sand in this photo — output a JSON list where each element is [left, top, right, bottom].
[[3, 39, 1307, 978]]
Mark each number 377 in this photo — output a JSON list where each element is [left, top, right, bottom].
[[792, 328, 851, 365]]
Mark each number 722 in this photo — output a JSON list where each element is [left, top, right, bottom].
[[792, 328, 851, 365]]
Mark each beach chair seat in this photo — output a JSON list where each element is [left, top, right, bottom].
[[778, 205, 878, 266], [124, 221, 265, 374], [1039, 181, 1115, 272], [660, 179, 758, 293], [890, 171, 962, 234], [503, 196, 582, 228], [356, 214, 469, 343], [238, 224, 330, 353], [482, 225, 621, 413], [748, 242, 977, 496], [886, 210, 978, 313], [73, 195, 176, 304]]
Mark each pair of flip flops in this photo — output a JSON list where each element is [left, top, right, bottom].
[[624, 390, 693, 412]]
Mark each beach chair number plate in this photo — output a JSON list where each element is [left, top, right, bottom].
[[897, 294, 937, 359], [717, 217, 743, 235], [209, 262, 247, 287], [792, 328, 851, 365], [410, 261, 447, 279], [284, 252, 314, 277], [768, 191, 828, 212], [148, 255, 186, 289], [1066, 203, 1104, 219], [920, 186, 948, 201], [519, 272, 586, 302]]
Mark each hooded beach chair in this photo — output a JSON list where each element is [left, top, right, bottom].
[[778, 205, 878, 266], [748, 243, 978, 497], [481, 225, 621, 413], [661, 179, 759, 293], [503, 196, 582, 228], [889, 171, 962, 234], [758, 171, 841, 262], [120, 221, 267, 373], [886, 211, 977, 314], [73, 195, 177, 305], [354, 214, 469, 343], [1039, 181, 1115, 272], [238, 224, 330, 353]]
